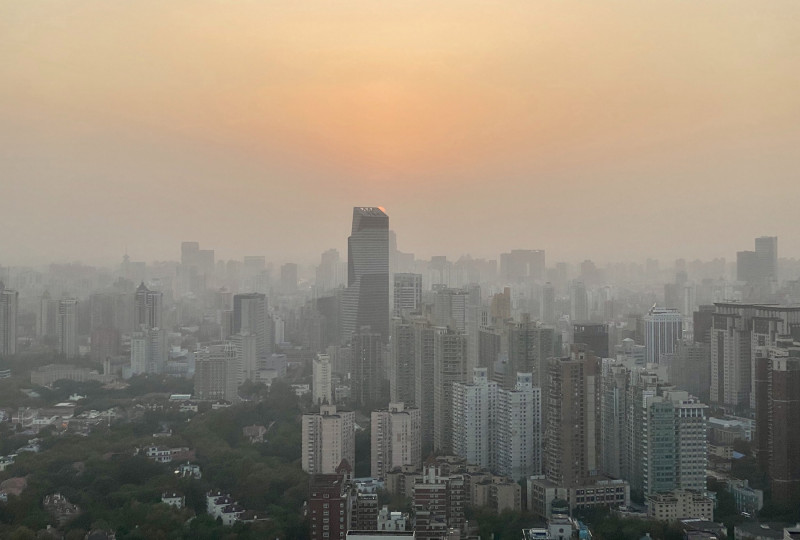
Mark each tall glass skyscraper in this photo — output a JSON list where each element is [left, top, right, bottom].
[[341, 207, 389, 343]]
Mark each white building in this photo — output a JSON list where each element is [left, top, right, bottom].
[[452, 368, 497, 470], [371, 402, 421, 479], [130, 327, 167, 375], [643, 307, 682, 365], [230, 332, 257, 384], [194, 342, 239, 403], [302, 405, 355, 474], [312, 354, 333, 405]]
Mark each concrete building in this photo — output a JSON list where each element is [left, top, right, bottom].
[[130, 327, 167, 375], [452, 368, 497, 470], [573, 323, 609, 359], [302, 405, 355, 475], [371, 402, 421, 480], [0, 282, 18, 356], [233, 293, 270, 359], [313, 353, 333, 405], [754, 341, 800, 506], [351, 327, 384, 407], [393, 273, 422, 317], [342, 207, 390, 343], [646, 490, 714, 521], [500, 249, 545, 282], [57, 298, 79, 359], [433, 328, 468, 454], [432, 288, 468, 333], [413, 319, 436, 453], [496, 372, 542, 479], [390, 317, 415, 406], [194, 342, 239, 403], [643, 307, 682, 365], [134, 282, 162, 330], [230, 332, 258, 383]]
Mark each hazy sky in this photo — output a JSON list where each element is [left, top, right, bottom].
[[2, 1, 799, 267]]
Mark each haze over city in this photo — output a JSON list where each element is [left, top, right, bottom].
[[2, 1, 800, 266]]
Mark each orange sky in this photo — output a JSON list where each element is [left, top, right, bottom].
[[1, 1, 799, 266]]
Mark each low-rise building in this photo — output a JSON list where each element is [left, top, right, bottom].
[[43, 493, 81, 526], [162, 492, 185, 509], [527, 475, 630, 519], [646, 490, 714, 521]]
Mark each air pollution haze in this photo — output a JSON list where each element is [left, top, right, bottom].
[[1, 1, 799, 266]]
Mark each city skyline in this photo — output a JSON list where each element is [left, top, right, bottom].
[[2, 1, 800, 266]]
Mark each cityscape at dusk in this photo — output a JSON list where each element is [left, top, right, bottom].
[[2, 2, 800, 540]]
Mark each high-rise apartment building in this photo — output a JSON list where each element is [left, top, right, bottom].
[[37, 291, 58, 339], [754, 236, 778, 284], [570, 281, 589, 322], [302, 405, 355, 475], [57, 298, 79, 359], [312, 354, 333, 405], [393, 273, 422, 317], [540, 282, 556, 325], [371, 402, 421, 480], [506, 317, 556, 391], [194, 342, 239, 402], [230, 332, 257, 383], [390, 317, 415, 406], [134, 282, 162, 330], [545, 346, 601, 487], [643, 307, 682, 364], [755, 342, 800, 506], [433, 328, 468, 454], [573, 323, 609, 359], [496, 372, 542, 479], [233, 293, 270, 358], [0, 282, 18, 356], [414, 319, 436, 453], [130, 327, 167, 375], [351, 327, 384, 407], [432, 288, 468, 333], [453, 368, 497, 470], [341, 207, 389, 343], [280, 262, 298, 293]]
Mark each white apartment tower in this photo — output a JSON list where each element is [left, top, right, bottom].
[[194, 342, 239, 403], [57, 298, 79, 359], [371, 402, 421, 479], [452, 368, 497, 470], [302, 405, 355, 474]]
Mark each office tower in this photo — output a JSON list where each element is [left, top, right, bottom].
[[432, 288, 468, 332], [312, 354, 333, 405], [545, 346, 601, 487], [351, 327, 384, 407], [130, 327, 167, 375], [570, 281, 589, 322], [233, 293, 269, 358], [541, 282, 556, 325], [496, 372, 542, 479], [600, 360, 629, 479], [755, 236, 778, 283], [280, 262, 298, 293], [573, 323, 609, 358], [134, 282, 162, 330], [194, 342, 239, 402], [641, 390, 707, 495], [490, 287, 511, 321], [57, 298, 79, 358], [393, 273, 422, 317], [0, 282, 18, 356], [664, 340, 711, 404], [341, 207, 389, 343], [755, 343, 800, 506], [453, 368, 498, 469], [433, 328, 468, 453], [230, 332, 257, 383], [371, 402, 421, 480], [413, 319, 436, 453], [390, 317, 415, 405], [710, 303, 758, 407], [500, 249, 545, 282], [302, 405, 355, 474], [37, 291, 58, 339], [643, 307, 682, 364]]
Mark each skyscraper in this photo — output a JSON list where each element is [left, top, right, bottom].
[[390, 317, 415, 405], [194, 341, 239, 402], [351, 327, 384, 407], [573, 323, 609, 358], [393, 272, 422, 317], [312, 353, 333, 405], [57, 298, 79, 359], [341, 207, 389, 343], [754, 236, 778, 284], [643, 307, 682, 364], [134, 282, 162, 330], [0, 282, 18, 356], [433, 327, 468, 453], [233, 293, 270, 358]]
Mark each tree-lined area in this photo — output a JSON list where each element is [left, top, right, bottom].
[[0, 379, 310, 540]]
